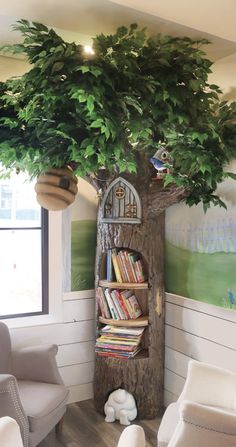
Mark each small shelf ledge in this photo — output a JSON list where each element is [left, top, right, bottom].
[[99, 315, 149, 327], [98, 280, 149, 289]]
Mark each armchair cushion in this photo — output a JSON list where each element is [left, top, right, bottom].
[[12, 345, 63, 384], [18, 381, 68, 432], [180, 401, 236, 435], [168, 401, 236, 447]]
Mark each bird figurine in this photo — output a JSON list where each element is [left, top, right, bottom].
[[149, 146, 172, 180]]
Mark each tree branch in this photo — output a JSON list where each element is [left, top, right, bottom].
[[148, 183, 189, 217]]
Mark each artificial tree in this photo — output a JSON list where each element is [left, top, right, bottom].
[[1, 21, 236, 416], [0, 20, 236, 208]]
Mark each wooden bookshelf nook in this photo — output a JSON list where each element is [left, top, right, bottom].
[[93, 170, 175, 419]]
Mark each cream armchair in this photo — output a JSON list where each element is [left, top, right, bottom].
[[0, 416, 24, 447], [117, 425, 146, 447], [0, 322, 69, 447], [158, 360, 236, 447]]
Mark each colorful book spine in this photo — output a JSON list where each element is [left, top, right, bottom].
[[118, 250, 129, 282], [116, 251, 127, 282], [127, 294, 142, 318], [120, 289, 134, 318], [96, 289, 106, 318], [110, 290, 124, 319], [111, 248, 123, 283], [124, 250, 136, 282], [134, 260, 147, 283], [104, 288, 119, 319], [106, 249, 114, 281], [128, 252, 138, 282], [114, 289, 129, 319], [129, 252, 140, 282], [97, 287, 111, 318]]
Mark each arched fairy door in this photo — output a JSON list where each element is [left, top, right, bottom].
[[101, 177, 141, 224]]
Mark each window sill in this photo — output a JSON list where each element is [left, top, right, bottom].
[[1, 311, 63, 329]]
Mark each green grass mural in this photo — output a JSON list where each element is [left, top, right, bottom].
[[71, 220, 97, 291], [165, 241, 236, 309]]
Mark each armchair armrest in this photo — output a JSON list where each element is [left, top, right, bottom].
[[0, 374, 29, 447], [11, 345, 63, 385], [169, 400, 236, 447], [178, 360, 236, 409]]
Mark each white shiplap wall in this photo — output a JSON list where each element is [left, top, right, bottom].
[[164, 292, 236, 406], [10, 291, 95, 404]]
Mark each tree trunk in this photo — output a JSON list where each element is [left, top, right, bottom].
[[93, 155, 187, 419]]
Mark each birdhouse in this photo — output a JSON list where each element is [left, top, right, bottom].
[[149, 147, 172, 180], [35, 167, 78, 211], [101, 177, 141, 224]]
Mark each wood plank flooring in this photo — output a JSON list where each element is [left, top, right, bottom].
[[38, 399, 162, 447]]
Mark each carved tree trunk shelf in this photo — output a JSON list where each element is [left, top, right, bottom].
[[92, 154, 187, 419], [94, 173, 169, 420]]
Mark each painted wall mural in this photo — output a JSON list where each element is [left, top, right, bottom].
[[165, 160, 236, 310], [70, 178, 98, 291]]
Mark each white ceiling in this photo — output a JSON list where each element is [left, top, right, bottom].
[[106, 0, 236, 43], [0, 0, 236, 61]]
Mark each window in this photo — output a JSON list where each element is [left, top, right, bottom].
[[0, 170, 48, 318]]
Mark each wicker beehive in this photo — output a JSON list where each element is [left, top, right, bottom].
[[35, 167, 78, 211]]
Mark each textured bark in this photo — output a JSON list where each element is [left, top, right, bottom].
[[92, 155, 187, 419]]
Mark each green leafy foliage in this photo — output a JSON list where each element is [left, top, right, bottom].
[[0, 20, 236, 207]]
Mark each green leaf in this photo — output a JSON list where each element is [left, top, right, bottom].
[[226, 172, 236, 180], [114, 145, 122, 159], [217, 198, 227, 210], [90, 119, 103, 128], [97, 153, 106, 164], [163, 175, 174, 187], [78, 94, 87, 103], [203, 202, 210, 213], [127, 161, 137, 173], [54, 45, 65, 53], [101, 125, 110, 140], [51, 62, 64, 73], [163, 91, 169, 101], [78, 65, 90, 74], [90, 67, 102, 77], [84, 145, 95, 157], [39, 50, 47, 58], [87, 95, 95, 113], [124, 96, 143, 114], [189, 79, 201, 91], [32, 22, 49, 32]]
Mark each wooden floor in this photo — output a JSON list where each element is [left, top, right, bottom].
[[38, 400, 161, 447]]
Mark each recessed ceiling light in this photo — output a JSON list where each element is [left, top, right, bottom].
[[84, 45, 95, 55]]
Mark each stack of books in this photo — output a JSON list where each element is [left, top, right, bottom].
[[97, 287, 142, 320], [107, 248, 147, 283], [95, 325, 145, 358]]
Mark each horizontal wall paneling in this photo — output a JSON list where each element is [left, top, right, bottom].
[[164, 293, 236, 406]]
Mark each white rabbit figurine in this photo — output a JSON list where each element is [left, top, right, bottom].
[[104, 388, 137, 425]]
